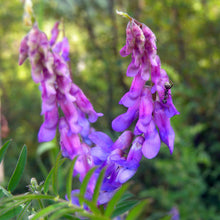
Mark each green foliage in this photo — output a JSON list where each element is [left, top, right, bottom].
[[0, 144, 148, 219], [66, 156, 78, 201], [126, 199, 150, 220], [0, 139, 11, 163], [105, 183, 129, 217], [8, 145, 27, 192], [92, 167, 106, 204]]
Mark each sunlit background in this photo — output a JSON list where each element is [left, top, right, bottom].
[[1, 0, 220, 219]]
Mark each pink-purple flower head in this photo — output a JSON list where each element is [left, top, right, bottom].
[[113, 12, 179, 159], [120, 18, 157, 81], [19, 22, 103, 148]]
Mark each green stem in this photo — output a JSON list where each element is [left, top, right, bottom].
[[116, 10, 143, 27]]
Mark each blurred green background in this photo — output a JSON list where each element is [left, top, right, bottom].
[[1, 0, 220, 219]]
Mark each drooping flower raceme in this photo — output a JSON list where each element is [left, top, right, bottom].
[[112, 15, 179, 159], [19, 22, 103, 182]]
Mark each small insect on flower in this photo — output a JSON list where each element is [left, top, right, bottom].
[[162, 80, 173, 104]]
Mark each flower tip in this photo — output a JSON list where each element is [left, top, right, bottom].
[[116, 9, 123, 15], [116, 10, 132, 21], [169, 146, 174, 155]]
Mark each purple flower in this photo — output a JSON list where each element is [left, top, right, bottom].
[[19, 23, 103, 157], [142, 120, 161, 159], [154, 102, 175, 154], [112, 99, 140, 132], [112, 17, 179, 159], [169, 206, 180, 220], [88, 131, 143, 204], [119, 72, 145, 108], [134, 87, 154, 135], [49, 22, 59, 46], [19, 15, 180, 208], [38, 105, 59, 142]]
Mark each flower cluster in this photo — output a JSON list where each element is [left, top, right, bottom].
[[19, 22, 103, 182], [19, 13, 179, 208], [112, 16, 179, 159]]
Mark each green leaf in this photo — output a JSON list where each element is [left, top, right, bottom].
[[0, 139, 11, 163], [80, 197, 101, 215], [37, 142, 56, 156], [52, 152, 62, 195], [118, 191, 134, 202], [79, 166, 97, 205], [43, 158, 66, 194], [17, 201, 31, 220], [105, 183, 129, 217], [49, 208, 81, 220], [125, 199, 149, 220], [44, 167, 54, 194], [112, 200, 139, 218], [160, 216, 172, 220], [0, 194, 55, 207], [31, 202, 68, 220], [92, 167, 106, 204], [0, 185, 11, 198], [66, 156, 78, 200], [0, 206, 22, 220], [8, 145, 27, 192], [0, 199, 29, 216]]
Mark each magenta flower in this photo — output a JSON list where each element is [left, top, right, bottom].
[[88, 131, 143, 204], [19, 13, 180, 207], [19, 22, 103, 186], [112, 15, 179, 159]]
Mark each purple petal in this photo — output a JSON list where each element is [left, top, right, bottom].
[[44, 52, 54, 74], [126, 59, 140, 77], [38, 106, 59, 142], [75, 87, 103, 123], [38, 124, 57, 142], [134, 88, 153, 134], [50, 22, 59, 46], [78, 111, 90, 138], [53, 41, 62, 54], [119, 21, 135, 57], [150, 55, 161, 85], [98, 190, 115, 205], [119, 72, 145, 107], [132, 21, 145, 54], [154, 102, 175, 154], [112, 100, 139, 132], [41, 70, 56, 95], [164, 97, 180, 118], [59, 100, 81, 133], [117, 168, 136, 183], [59, 117, 81, 159], [56, 75, 72, 94], [120, 45, 130, 57], [127, 136, 144, 162], [61, 37, 70, 61], [41, 93, 57, 115], [91, 146, 108, 164], [30, 62, 44, 83], [112, 130, 134, 150], [89, 131, 113, 149], [142, 120, 161, 159], [140, 56, 150, 81], [74, 144, 94, 181], [19, 35, 29, 65]]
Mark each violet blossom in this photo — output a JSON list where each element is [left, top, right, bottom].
[[112, 13, 179, 159], [18, 22, 103, 184], [19, 12, 180, 208]]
